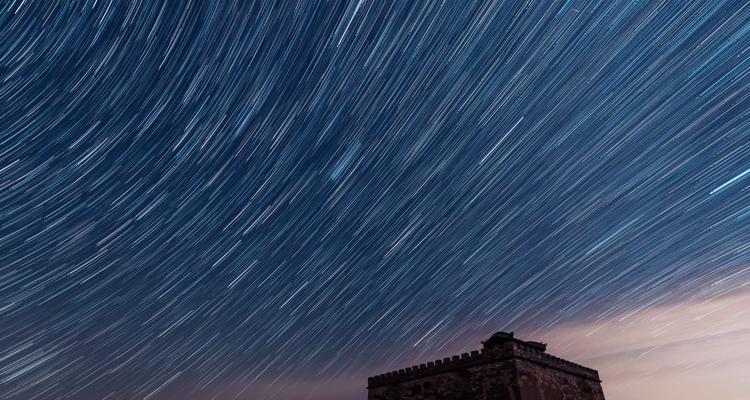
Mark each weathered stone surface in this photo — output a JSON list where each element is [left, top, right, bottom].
[[368, 332, 605, 400]]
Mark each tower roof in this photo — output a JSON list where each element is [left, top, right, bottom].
[[482, 331, 547, 352], [481, 331, 515, 348]]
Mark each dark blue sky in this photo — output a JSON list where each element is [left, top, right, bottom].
[[1, 1, 749, 399]]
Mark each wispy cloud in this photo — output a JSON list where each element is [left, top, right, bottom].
[[529, 291, 750, 400]]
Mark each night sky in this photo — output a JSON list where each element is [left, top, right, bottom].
[[2, 1, 749, 399]]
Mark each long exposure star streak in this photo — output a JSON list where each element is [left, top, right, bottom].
[[1, 1, 749, 399]]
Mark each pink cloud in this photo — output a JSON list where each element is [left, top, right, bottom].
[[527, 291, 750, 400]]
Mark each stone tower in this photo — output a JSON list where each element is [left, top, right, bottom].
[[367, 332, 605, 400]]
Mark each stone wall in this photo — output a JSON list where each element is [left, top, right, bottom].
[[367, 333, 605, 400], [368, 359, 517, 400], [515, 359, 604, 400]]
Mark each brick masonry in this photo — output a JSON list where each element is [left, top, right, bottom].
[[367, 332, 605, 400]]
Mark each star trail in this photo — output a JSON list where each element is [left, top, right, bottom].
[[1, 1, 749, 399]]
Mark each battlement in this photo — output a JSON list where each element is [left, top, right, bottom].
[[368, 332, 599, 389], [368, 346, 495, 388]]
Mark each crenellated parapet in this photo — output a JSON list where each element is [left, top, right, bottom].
[[367, 332, 599, 389], [368, 347, 496, 388], [508, 340, 600, 382]]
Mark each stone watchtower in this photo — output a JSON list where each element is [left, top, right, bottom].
[[367, 332, 605, 400]]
